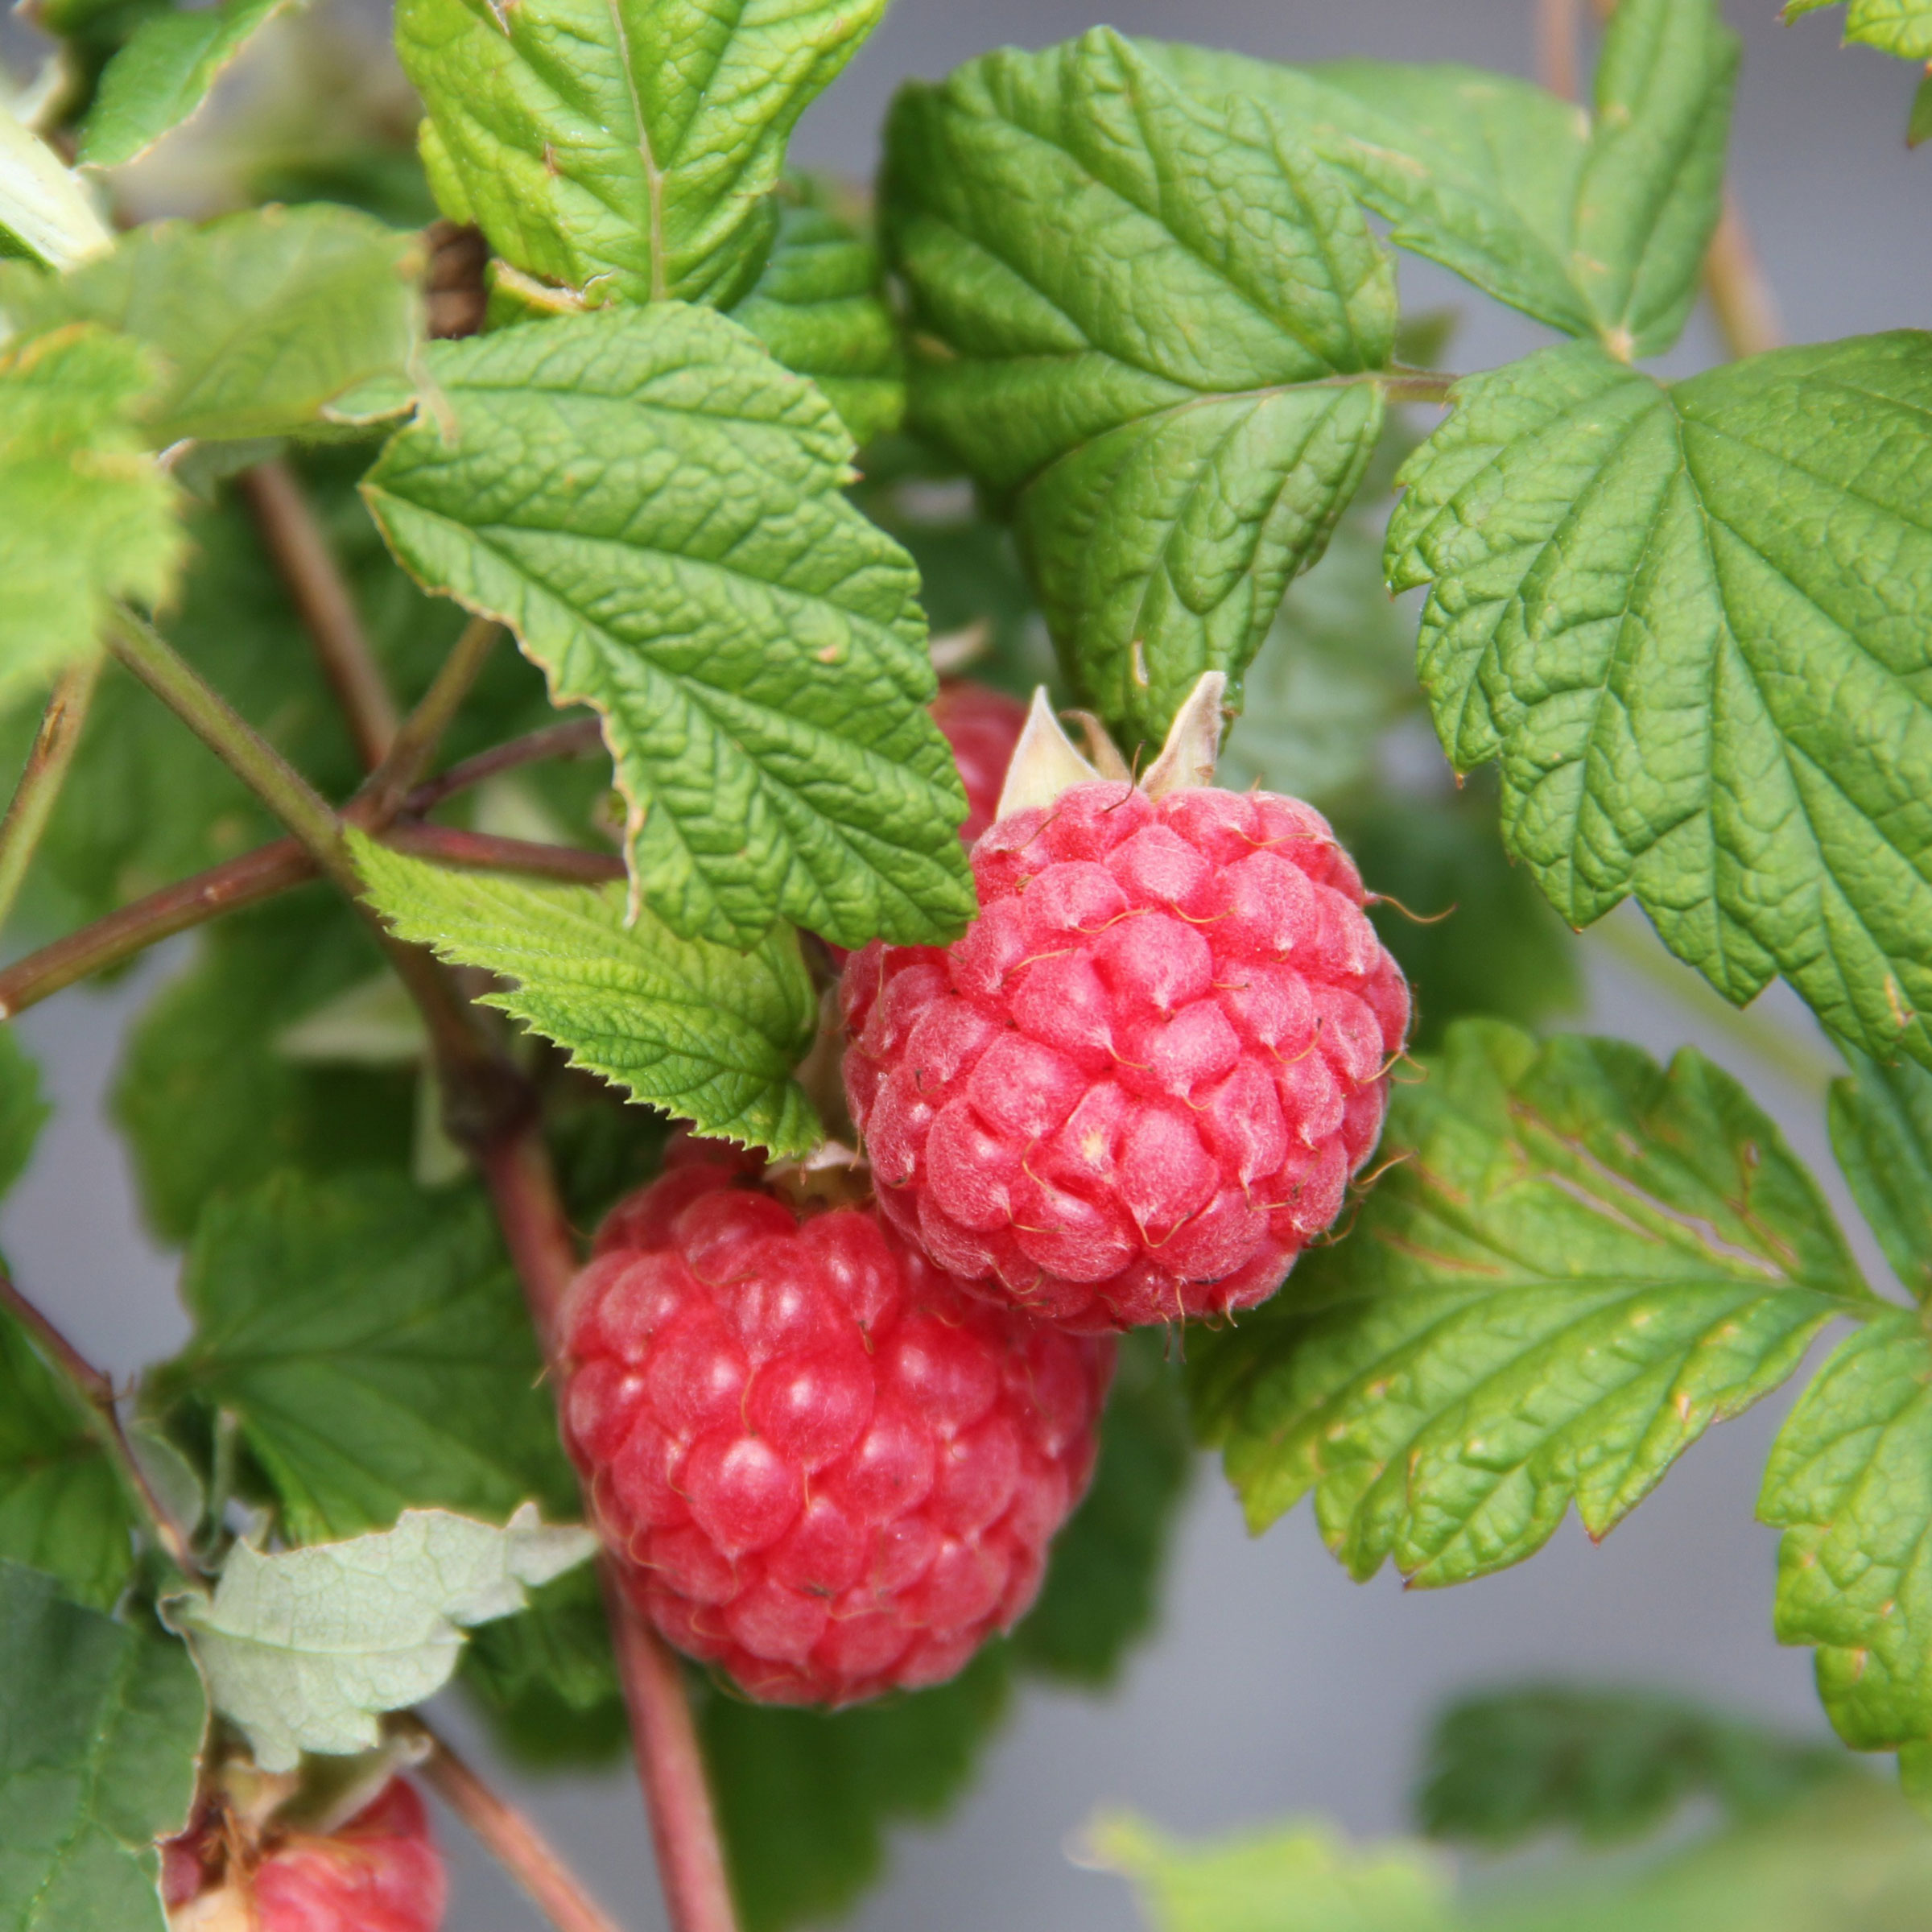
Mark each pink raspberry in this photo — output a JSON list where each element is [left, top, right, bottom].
[[164, 1778, 444, 1932], [931, 680, 1028, 844], [560, 1144, 1113, 1706], [841, 781, 1410, 1332]]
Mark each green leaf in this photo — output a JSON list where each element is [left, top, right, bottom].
[[361, 303, 973, 950], [1347, 783, 1582, 1052], [77, 0, 291, 169], [1086, 1811, 1451, 1932], [0, 1562, 205, 1932], [730, 177, 904, 447], [1416, 1686, 1856, 1849], [396, 0, 885, 307], [164, 1505, 595, 1771], [0, 101, 113, 271], [1761, 1312, 1932, 1753], [0, 324, 183, 707], [1189, 1021, 1871, 1582], [1827, 1053, 1932, 1300], [0, 206, 423, 446], [0, 1318, 133, 1612], [0, 1038, 135, 1608], [349, 832, 823, 1157], [885, 27, 1395, 752], [150, 1170, 571, 1544], [1911, 68, 1932, 147], [704, 1649, 1011, 1932], [1785, 0, 1932, 60], [1148, 0, 1737, 359], [1011, 1331, 1192, 1685], [114, 895, 416, 1245], [1389, 332, 1932, 1071]]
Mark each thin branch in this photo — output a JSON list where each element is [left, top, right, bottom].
[[105, 604, 501, 1097], [1536, 0, 1582, 99], [0, 1271, 201, 1577], [0, 717, 612, 1019], [402, 1716, 626, 1932], [1379, 369, 1459, 406], [0, 840, 312, 1019], [1702, 190, 1784, 359], [106, 605, 363, 899], [383, 824, 625, 886], [357, 615, 501, 825], [476, 1124, 741, 1932], [404, 716, 607, 816], [241, 461, 400, 768], [0, 654, 101, 934], [603, 1566, 741, 1932]]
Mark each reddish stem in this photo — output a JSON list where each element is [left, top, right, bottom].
[[475, 1129, 741, 1932], [241, 461, 400, 769], [382, 824, 624, 886], [602, 1565, 740, 1932], [407, 1716, 625, 1932]]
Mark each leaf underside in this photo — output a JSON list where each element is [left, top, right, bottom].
[[0, 205, 424, 447], [0, 324, 183, 704], [1189, 1020, 1869, 1584], [1389, 334, 1932, 1071]]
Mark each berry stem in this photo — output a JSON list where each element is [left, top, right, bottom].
[[477, 1130, 742, 1932], [603, 1564, 742, 1932], [402, 1715, 627, 1932], [0, 1269, 203, 1578], [0, 653, 101, 937], [0, 716, 609, 1018], [1535, 0, 1581, 99], [240, 460, 402, 770]]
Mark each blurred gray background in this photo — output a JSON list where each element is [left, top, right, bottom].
[[6, 1, 1930, 1927]]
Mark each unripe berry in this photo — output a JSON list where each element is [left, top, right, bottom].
[[561, 1143, 1113, 1705], [164, 1778, 444, 1932], [842, 779, 1410, 1332]]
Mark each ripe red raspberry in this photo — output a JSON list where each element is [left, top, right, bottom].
[[931, 680, 1028, 844], [841, 781, 1410, 1332], [164, 1778, 444, 1932], [560, 1145, 1113, 1706]]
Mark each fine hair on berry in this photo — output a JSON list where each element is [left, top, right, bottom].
[[842, 780, 1410, 1331], [561, 1144, 1113, 1705]]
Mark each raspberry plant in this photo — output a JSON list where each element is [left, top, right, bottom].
[[0, 0, 1926, 1927]]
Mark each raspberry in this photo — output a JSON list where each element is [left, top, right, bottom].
[[841, 780, 1410, 1332], [560, 1143, 1113, 1705], [164, 1778, 444, 1932], [931, 680, 1028, 844]]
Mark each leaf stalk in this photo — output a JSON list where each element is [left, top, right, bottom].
[[402, 1715, 628, 1932], [240, 460, 402, 769], [0, 653, 101, 936], [0, 1269, 203, 1578]]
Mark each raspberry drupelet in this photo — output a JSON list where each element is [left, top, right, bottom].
[[164, 1778, 444, 1932], [560, 1143, 1113, 1706], [841, 777, 1410, 1333]]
